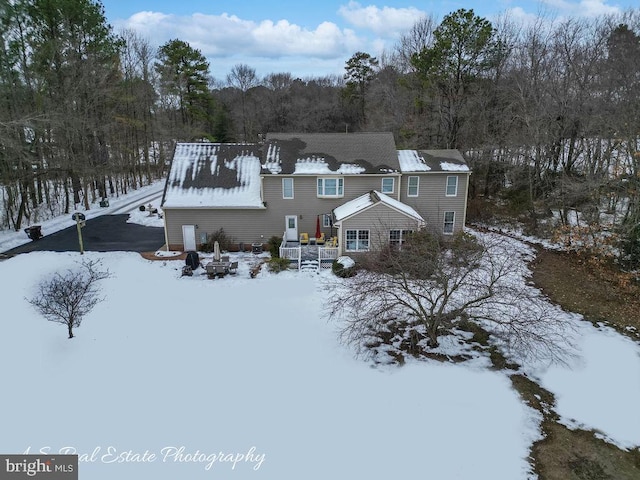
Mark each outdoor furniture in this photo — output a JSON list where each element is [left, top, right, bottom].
[[328, 236, 338, 247], [214, 264, 227, 278], [316, 232, 326, 245], [299, 232, 309, 245], [205, 260, 236, 278], [206, 262, 228, 279]]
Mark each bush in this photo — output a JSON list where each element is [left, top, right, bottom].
[[620, 223, 640, 270], [266, 235, 282, 258], [268, 257, 291, 273], [201, 228, 234, 252], [332, 257, 356, 278]]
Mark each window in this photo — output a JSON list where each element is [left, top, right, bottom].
[[407, 176, 419, 197], [381, 177, 394, 194], [446, 176, 458, 196], [389, 230, 413, 249], [443, 211, 455, 234], [323, 214, 332, 228], [345, 229, 370, 251], [282, 178, 294, 199], [317, 178, 344, 197]]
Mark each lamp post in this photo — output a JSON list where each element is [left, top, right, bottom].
[[71, 212, 86, 254]]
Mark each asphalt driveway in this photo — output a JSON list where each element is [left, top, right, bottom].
[[3, 215, 165, 255]]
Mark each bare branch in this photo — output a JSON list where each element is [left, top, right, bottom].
[[326, 230, 574, 363]]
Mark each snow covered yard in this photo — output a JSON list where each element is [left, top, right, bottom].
[[1, 245, 639, 478], [1, 251, 542, 479]]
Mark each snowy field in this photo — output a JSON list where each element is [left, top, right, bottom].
[[1, 186, 639, 479]]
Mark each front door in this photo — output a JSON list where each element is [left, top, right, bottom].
[[285, 215, 298, 242], [182, 225, 197, 251]]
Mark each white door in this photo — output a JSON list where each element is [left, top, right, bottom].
[[285, 215, 298, 242], [182, 225, 197, 251]]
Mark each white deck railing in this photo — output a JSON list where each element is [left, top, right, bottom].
[[318, 246, 339, 269], [279, 233, 338, 271], [279, 232, 301, 266]]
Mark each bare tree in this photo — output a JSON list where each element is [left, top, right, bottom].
[[226, 64, 260, 141], [326, 230, 572, 362], [27, 260, 111, 339], [390, 14, 438, 73]]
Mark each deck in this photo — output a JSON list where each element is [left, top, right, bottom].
[[280, 239, 339, 270]]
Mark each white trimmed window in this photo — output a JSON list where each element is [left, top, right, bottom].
[[389, 229, 412, 249], [407, 176, 419, 197], [345, 229, 369, 251], [381, 177, 394, 194], [443, 211, 455, 234], [282, 178, 294, 199], [323, 214, 332, 228], [446, 176, 458, 196], [317, 177, 344, 197]]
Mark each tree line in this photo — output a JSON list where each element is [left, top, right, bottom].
[[1, 1, 639, 267]]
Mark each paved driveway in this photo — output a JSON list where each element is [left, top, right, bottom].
[[3, 215, 165, 255]]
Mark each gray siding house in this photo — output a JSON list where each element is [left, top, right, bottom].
[[160, 133, 470, 256]]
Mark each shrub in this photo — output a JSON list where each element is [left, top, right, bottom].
[[201, 228, 234, 252], [620, 223, 640, 270], [268, 257, 291, 273], [266, 235, 282, 258], [332, 257, 356, 278]]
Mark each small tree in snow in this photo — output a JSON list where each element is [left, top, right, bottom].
[[27, 260, 111, 339], [326, 230, 572, 362]]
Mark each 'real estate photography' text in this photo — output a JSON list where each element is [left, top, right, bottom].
[[21, 445, 266, 472]]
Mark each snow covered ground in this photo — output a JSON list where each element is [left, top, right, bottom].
[[1, 184, 639, 479]]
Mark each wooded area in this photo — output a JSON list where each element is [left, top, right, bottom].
[[1, 1, 639, 268]]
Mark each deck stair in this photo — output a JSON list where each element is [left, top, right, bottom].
[[300, 259, 319, 272]]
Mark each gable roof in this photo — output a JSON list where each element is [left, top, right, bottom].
[[162, 143, 264, 208], [333, 190, 425, 223], [398, 149, 470, 173], [263, 132, 400, 175]]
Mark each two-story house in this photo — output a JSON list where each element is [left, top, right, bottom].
[[160, 132, 470, 256]]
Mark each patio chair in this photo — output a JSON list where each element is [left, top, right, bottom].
[[299, 232, 309, 245], [329, 236, 338, 247], [229, 261, 238, 274], [316, 232, 326, 245]]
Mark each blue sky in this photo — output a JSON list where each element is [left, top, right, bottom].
[[99, 0, 637, 80]]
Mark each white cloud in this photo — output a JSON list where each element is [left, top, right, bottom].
[[337, 1, 425, 37], [251, 20, 360, 58], [541, 0, 622, 16], [117, 11, 360, 59]]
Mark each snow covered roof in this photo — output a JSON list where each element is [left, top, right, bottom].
[[398, 149, 470, 173], [162, 143, 264, 208], [264, 132, 400, 175], [333, 190, 425, 223]]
